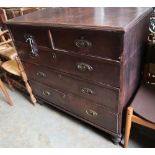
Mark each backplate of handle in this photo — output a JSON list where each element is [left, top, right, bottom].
[[85, 109, 98, 117], [37, 71, 46, 77], [24, 34, 39, 57], [51, 52, 56, 59], [43, 90, 51, 96], [74, 36, 92, 48], [76, 62, 93, 72], [81, 87, 94, 95], [43, 90, 66, 99]]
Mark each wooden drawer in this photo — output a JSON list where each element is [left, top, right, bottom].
[[30, 80, 67, 107], [16, 42, 120, 88], [10, 25, 51, 48], [50, 28, 123, 60], [67, 93, 118, 133], [15, 42, 55, 65], [30, 80, 118, 133], [23, 63, 119, 112]]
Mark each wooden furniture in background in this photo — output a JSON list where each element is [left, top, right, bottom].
[[6, 7, 152, 144], [0, 60, 13, 106], [0, 7, 42, 95], [0, 28, 18, 90], [15, 56, 36, 104], [0, 28, 36, 104], [124, 69, 155, 147], [124, 32, 155, 148], [0, 7, 41, 23], [0, 29, 17, 60], [1, 59, 36, 105], [0, 9, 7, 26]]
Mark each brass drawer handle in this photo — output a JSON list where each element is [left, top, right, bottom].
[[81, 87, 94, 95], [37, 71, 46, 77], [74, 37, 92, 48], [58, 74, 62, 79], [43, 90, 66, 99], [76, 62, 93, 72], [24, 34, 39, 57], [86, 109, 98, 117], [62, 94, 66, 99], [51, 52, 56, 59], [43, 90, 51, 96]]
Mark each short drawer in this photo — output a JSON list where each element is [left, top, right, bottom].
[[30, 80, 118, 133], [15, 42, 54, 65], [9, 25, 51, 48], [16, 42, 120, 88], [50, 28, 123, 60], [23, 63, 119, 112]]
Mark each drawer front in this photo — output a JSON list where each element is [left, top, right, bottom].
[[51, 28, 123, 60], [16, 43, 120, 88], [10, 25, 51, 48], [23, 63, 119, 112], [30, 80, 118, 133], [15, 42, 54, 65], [67, 93, 118, 133], [30, 80, 67, 107]]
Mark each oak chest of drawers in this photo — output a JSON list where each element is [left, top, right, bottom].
[[7, 7, 152, 144]]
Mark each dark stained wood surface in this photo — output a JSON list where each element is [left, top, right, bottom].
[[30, 80, 118, 133], [10, 26, 51, 47], [50, 27, 123, 60], [7, 7, 152, 31], [22, 62, 119, 113], [15, 42, 120, 88], [6, 7, 152, 143]]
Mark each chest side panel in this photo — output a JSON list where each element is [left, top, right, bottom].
[[119, 11, 151, 133]]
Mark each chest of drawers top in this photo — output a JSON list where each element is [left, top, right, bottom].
[[7, 7, 151, 31], [6, 7, 152, 62]]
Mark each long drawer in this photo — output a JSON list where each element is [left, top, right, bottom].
[[23, 62, 119, 112], [30, 80, 118, 133], [16, 42, 120, 88], [50, 28, 123, 61]]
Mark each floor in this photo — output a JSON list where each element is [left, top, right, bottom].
[[0, 86, 155, 148]]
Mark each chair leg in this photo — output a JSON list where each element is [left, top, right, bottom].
[[124, 107, 133, 148], [15, 56, 36, 105], [3, 72, 14, 91], [0, 79, 13, 106]]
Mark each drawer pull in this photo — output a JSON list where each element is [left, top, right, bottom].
[[62, 94, 66, 99], [43, 90, 51, 96], [74, 37, 92, 48], [43, 90, 66, 99], [81, 87, 94, 95], [76, 62, 93, 72], [37, 71, 46, 77], [58, 74, 62, 79], [52, 52, 56, 59], [86, 109, 98, 117], [24, 34, 39, 57]]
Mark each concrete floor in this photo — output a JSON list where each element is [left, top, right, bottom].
[[0, 86, 155, 148]]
